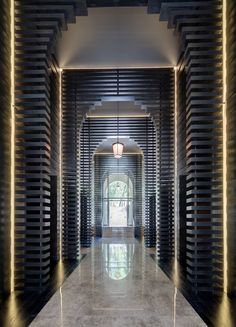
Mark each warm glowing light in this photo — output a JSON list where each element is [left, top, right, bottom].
[[173, 287, 177, 327], [216, 294, 233, 327], [112, 142, 124, 159], [86, 114, 150, 118], [10, 0, 15, 293], [174, 66, 179, 284], [61, 65, 174, 70], [222, 0, 228, 294], [60, 286, 64, 325], [59, 68, 63, 261]]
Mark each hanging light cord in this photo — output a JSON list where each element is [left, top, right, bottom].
[[117, 100, 119, 143], [117, 69, 119, 144]]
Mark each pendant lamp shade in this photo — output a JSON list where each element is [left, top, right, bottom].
[[112, 142, 124, 159]]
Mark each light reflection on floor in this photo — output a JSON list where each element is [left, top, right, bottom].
[[0, 238, 235, 326], [103, 243, 134, 280], [30, 237, 206, 327]]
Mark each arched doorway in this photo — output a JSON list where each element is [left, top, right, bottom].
[[103, 173, 134, 228]]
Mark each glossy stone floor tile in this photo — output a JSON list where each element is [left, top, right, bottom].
[[30, 238, 206, 327]]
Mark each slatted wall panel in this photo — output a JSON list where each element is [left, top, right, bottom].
[[62, 84, 82, 258], [62, 69, 174, 105], [80, 117, 156, 247], [147, 71, 175, 260], [93, 157, 102, 237], [144, 117, 157, 247], [93, 154, 143, 238], [157, 0, 223, 292], [14, 0, 85, 290], [62, 71, 88, 257], [177, 58, 187, 268], [49, 60, 60, 262], [227, 0, 236, 295], [0, 0, 11, 295], [135, 155, 143, 238], [7, 0, 236, 296], [62, 68, 174, 251]]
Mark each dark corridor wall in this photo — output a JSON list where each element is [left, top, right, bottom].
[[226, 0, 236, 295], [1, 0, 236, 296], [0, 0, 11, 295], [13, 1, 85, 291], [157, 0, 224, 293]]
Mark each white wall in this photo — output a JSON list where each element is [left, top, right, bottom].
[[57, 7, 180, 69]]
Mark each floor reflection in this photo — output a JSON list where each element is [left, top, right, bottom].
[[2, 238, 236, 327], [0, 258, 85, 327], [154, 257, 236, 327], [99, 242, 138, 302], [28, 238, 208, 326], [103, 243, 134, 280], [213, 293, 235, 327]]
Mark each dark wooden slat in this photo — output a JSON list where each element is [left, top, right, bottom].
[[0, 0, 11, 296]]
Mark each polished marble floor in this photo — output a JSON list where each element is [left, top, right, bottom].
[[30, 238, 206, 327]]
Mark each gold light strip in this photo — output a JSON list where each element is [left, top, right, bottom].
[[60, 287, 63, 324], [174, 66, 178, 282], [10, 0, 15, 293], [86, 114, 150, 118], [61, 65, 175, 70], [222, 0, 228, 293], [59, 68, 63, 261], [173, 287, 177, 327]]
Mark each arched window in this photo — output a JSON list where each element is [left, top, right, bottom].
[[109, 181, 129, 198], [103, 173, 134, 227]]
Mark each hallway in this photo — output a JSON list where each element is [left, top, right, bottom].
[[30, 238, 205, 327], [2, 1, 236, 325]]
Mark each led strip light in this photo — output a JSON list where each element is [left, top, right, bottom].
[[59, 68, 63, 261], [222, 0, 228, 294], [174, 66, 178, 282], [10, 0, 15, 293], [86, 114, 150, 118]]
